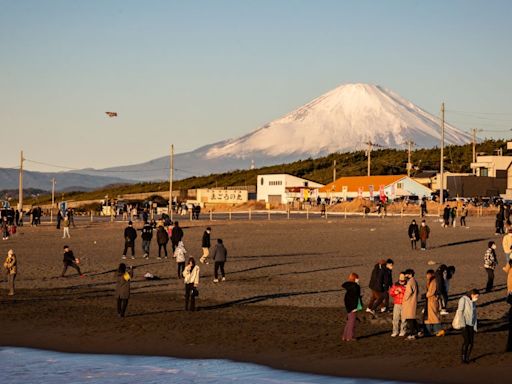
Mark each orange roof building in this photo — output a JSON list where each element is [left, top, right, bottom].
[[319, 175, 432, 199]]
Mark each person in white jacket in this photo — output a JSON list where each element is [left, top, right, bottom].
[[174, 241, 187, 278], [454, 289, 479, 364], [183, 257, 200, 311]]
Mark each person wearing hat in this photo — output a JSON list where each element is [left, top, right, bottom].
[[61, 245, 83, 277], [200, 227, 212, 264], [122, 221, 137, 260], [3, 249, 17, 296]]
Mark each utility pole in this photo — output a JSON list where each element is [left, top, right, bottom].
[[169, 144, 174, 221], [18, 150, 24, 212], [406, 140, 415, 177], [440, 102, 445, 205], [50, 178, 56, 223], [471, 128, 479, 175], [365, 141, 373, 177], [333, 159, 337, 182]]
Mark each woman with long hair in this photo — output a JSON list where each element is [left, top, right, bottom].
[[342, 272, 362, 341], [183, 257, 200, 311]]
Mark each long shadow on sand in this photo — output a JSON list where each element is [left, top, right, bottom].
[[230, 251, 335, 260], [199, 288, 342, 311], [430, 237, 491, 249]]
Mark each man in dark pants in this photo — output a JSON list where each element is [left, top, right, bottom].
[[171, 221, 184, 252], [211, 238, 227, 283], [122, 221, 137, 259], [61, 245, 83, 277], [483, 241, 498, 292], [366, 259, 393, 314]]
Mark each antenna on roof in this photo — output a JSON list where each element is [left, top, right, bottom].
[[406, 140, 416, 177]]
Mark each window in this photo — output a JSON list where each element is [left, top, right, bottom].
[[261, 178, 264, 186], [396, 182, 403, 189], [480, 168, 489, 177]]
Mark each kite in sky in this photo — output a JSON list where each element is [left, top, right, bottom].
[[105, 111, 118, 117]]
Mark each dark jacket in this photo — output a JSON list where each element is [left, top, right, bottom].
[[382, 267, 393, 291], [342, 281, 361, 313], [63, 250, 76, 265], [408, 223, 419, 240], [124, 226, 137, 243], [211, 243, 227, 262], [115, 269, 133, 299], [171, 225, 184, 244], [141, 223, 153, 241], [443, 207, 451, 220], [202, 231, 211, 248], [156, 226, 169, 245], [369, 263, 386, 292]]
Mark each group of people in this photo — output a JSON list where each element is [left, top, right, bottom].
[[442, 203, 469, 228], [342, 230, 512, 363]]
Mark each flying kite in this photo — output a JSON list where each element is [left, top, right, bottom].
[[105, 111, 118, 117]]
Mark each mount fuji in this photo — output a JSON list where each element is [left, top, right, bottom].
[[77, 83, 472, 181]]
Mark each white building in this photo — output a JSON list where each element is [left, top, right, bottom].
[[257, 174, 324, 205]]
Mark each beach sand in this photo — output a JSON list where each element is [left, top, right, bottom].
[[1, 216, 511, 383]]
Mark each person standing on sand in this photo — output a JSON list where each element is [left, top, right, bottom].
[[2, 217, 9, 240], [140, 220, 153, 259], [389, 272, 407, 337], [408, 220, 420, 250], [419, 220, 430, 250], [442, 204, 450, 228], [200, 227, 211, 264], [3, 249, 17, 296], [122, 221, 137, 260], [61, 245, 83, 277], [366, 259, 386, 316], [454, 289, 479, 364], [342, 272, 362, 341], [171, 221, 184, 252], [174, 241, 187, 278], [484, 241, 498, 292], [402, 269, 419, 340], [497, 213, 505, 236], [156, 223, 169, 260], [460, 204, 468, 227], [502, 228, 512, 263], [115, 263, 133, 318], [424, 269, 442, 336], [183, 257, 200, 311], [211, 238, 228, 283], [62, 216, 71, 238]]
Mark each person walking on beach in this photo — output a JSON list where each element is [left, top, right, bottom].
[[503, 228, 512, 263], [61, 245, 83, 277], [171, 221, 184, 252], [183, 257, 200, 311], [402, 269, 419, 340], [442, 204, 451, 228], [3, 249, 17, 296], [460, 204, 468, 227], [141, 220, 153, 259], [497, 213, 506, 236], [420, 198, 427, 217], [115, 263, 133, 318], [389, 272, 407, 337], [424, 269, 442, 336], [174, 241, 187, 278], [62, 216, 71, 238], [408, 220, 420, 250], [453, 289, 479, 364], [211, 238, 227, 283], [419, 220, 430, 250], [484, 241, 498, 292], [122, 221, 137, 260], [2, 217, 9, 240], [342, 272, 362, 341], [366, 259, 393, 314], [435, 265, 449, 315], [200, 227, 211, 264], [156, 223, 169, 260]]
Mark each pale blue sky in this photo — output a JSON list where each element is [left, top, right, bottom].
[[1, 0, 511, 172]]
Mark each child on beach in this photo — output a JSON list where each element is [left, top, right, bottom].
[[342, 272, 362, 341], [174, 241, 187, 278], [389, 273, 407, 337]]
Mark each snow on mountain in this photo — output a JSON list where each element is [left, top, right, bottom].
[[206, 83, 470, 159], [75, 83, 472, 182]]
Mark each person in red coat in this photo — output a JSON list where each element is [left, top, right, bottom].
[[389, 272, 407, 337]]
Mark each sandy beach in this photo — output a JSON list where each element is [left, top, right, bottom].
[[1, 216, 511, 383]]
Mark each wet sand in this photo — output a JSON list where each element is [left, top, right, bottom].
[[1, 216, 511, 383]]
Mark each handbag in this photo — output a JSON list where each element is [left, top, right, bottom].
[[192, 287, 199, 297], [356, 298, 363, 311]]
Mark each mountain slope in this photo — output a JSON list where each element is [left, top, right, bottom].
[[76, 83, 471, 181]]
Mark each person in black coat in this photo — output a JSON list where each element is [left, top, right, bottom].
[[435, 264, 449, 314], [366, 259, 393, 314], [140, 221, 153, 259], [123, 221, 137, 259], [61, 245, 82, 277], [156, 224, 169, 259], [408, 220, 420, 250], [443, 205, 451, 227], [171, 221, 184, 252], [200, 227, 211, 264], [342, 272, 362, 341]]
